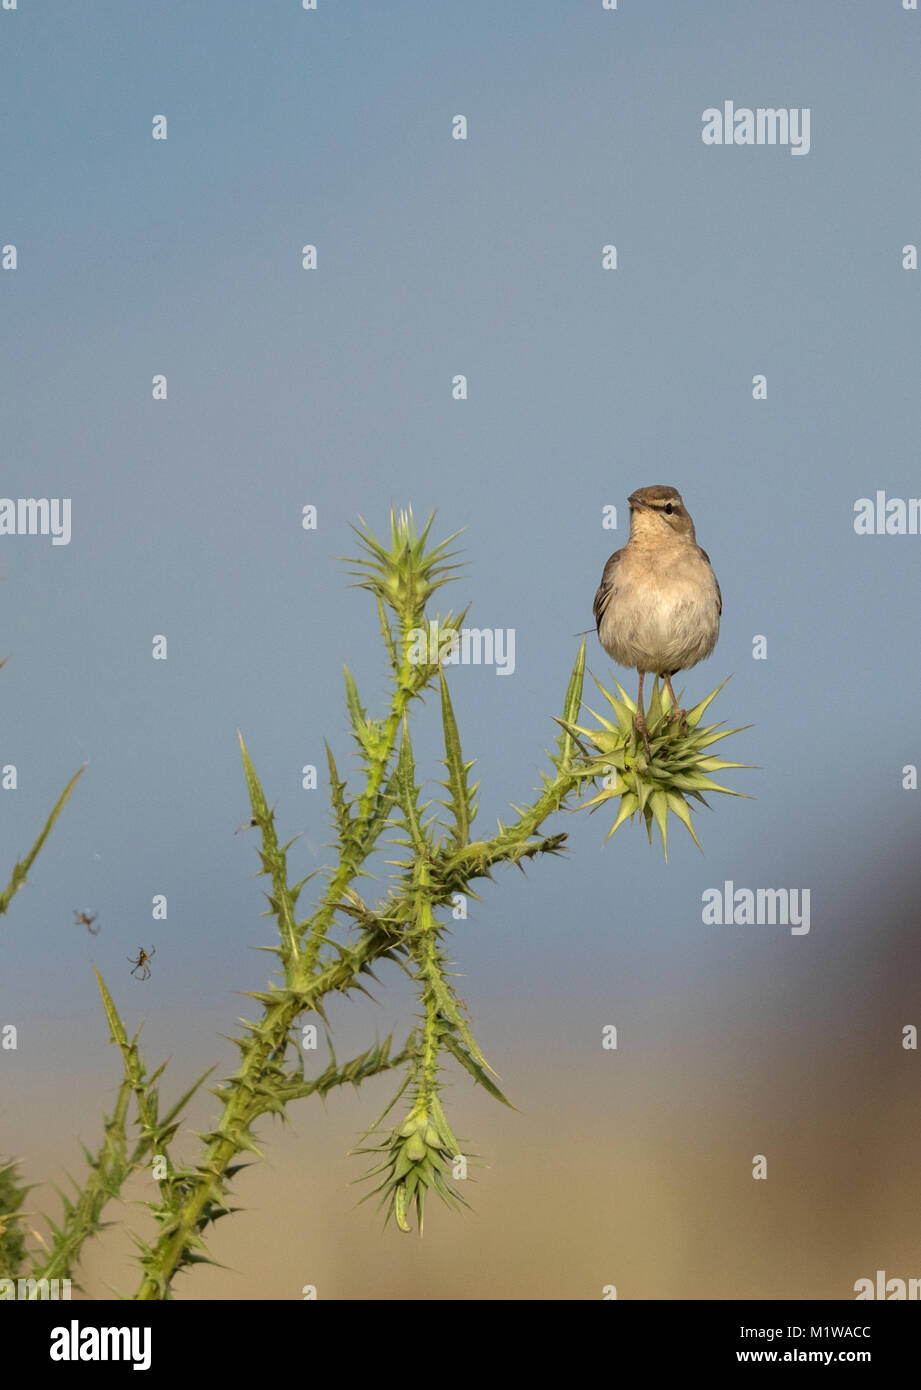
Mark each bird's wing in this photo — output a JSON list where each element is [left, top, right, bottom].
[[593, 547, 625, 631], [697, 546, 722, 616]]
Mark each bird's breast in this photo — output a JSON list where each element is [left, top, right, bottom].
[[598, 550, 720, 674]]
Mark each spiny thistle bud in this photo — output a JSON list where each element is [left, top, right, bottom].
[[562, 675, 752, 859], [354, 1102, 469, 1234], [345, 507, 464, 629]]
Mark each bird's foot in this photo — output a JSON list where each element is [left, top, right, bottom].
[[634, 712, 651, 755], [667, 707, 689, 737]]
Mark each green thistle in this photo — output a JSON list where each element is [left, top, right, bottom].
[[0, 1159, 31, 1277], [354, 1094, 472, 1235], [346, 506, 464, 631], [3, 509, 754, 1289], [562, 675, 752, 859]]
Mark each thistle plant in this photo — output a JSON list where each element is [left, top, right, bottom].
[[2, 507, 749, 1297], [561, 673, 751, 859], [0, 764, 85, 921], [0, 1160, 30, 1276], [0, 711, 85, 1284]]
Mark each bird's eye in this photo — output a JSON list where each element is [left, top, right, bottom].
[[664, 503, 674, 515]]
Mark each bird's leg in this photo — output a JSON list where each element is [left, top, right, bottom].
[[663, 673, 688, 735], [634, 670, 651, 754]]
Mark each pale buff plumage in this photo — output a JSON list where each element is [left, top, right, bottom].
[[593, 485, 721, 745]]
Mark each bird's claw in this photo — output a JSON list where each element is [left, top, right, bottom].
[[634, 712, 651, 755], [668, 708, 689, 737]]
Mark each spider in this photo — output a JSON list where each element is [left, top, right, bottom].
[[128, 946, 156, 980], [74, 910, 100, 935]]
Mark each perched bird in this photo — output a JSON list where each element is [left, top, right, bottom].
[[593, 485, 721, 750]]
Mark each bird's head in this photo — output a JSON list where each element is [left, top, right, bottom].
[[628, 485, 696, 541]]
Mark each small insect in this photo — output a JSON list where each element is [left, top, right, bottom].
[[128, 945, 156, 980], [74, 910, 100, 935], [234, 801, 277, 834]]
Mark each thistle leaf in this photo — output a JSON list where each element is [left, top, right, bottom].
[[442, 1034, 514, 1108], [395, 721, 428, 854], [438, 666, 476, 849], [552, 637, 587, 771], [343, 666, 366, 732], [0, 763, 86, 918]]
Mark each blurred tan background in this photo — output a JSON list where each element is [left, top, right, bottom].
[[13, 833, 920, 1301]]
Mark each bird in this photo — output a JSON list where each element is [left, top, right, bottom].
[[593, 485, 721, 751]]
